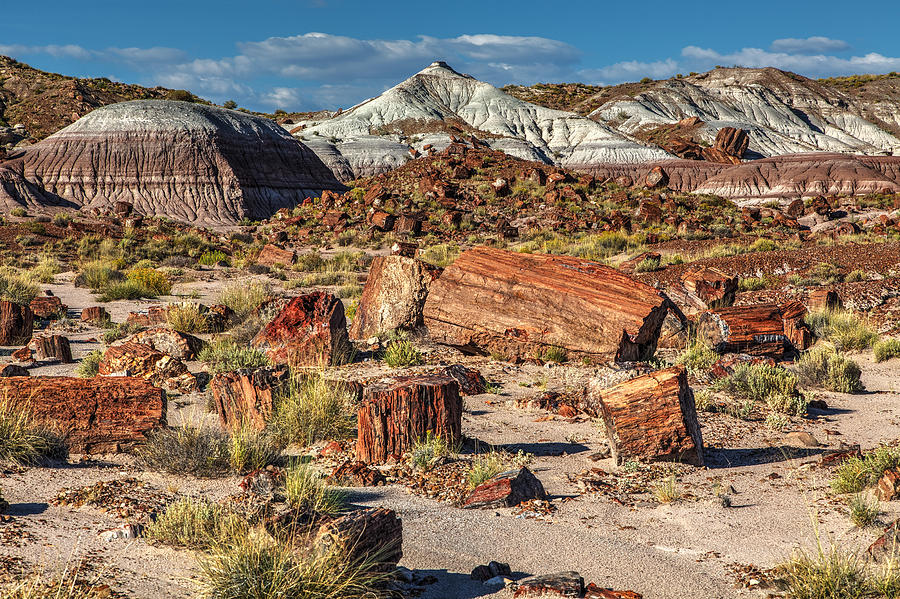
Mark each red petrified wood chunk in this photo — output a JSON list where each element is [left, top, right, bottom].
[[0, 376, 165, 453], [31, 335, 73, 363], [0, 300, 33, 346], [697, 301, 812, 357], [463, 467, 547, 509], [514, 572, 584, 598], [584, 366, 703, 466], [423, 247, 677, 363], [210, 365, 290, 430], [313, 507, 402, 572], [356, 374, 462, 464]]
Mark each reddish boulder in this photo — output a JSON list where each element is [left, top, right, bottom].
[[126, 306, 167, 327], [30, 296, 66, 319], [251, 292, 352, 366], [0, 301, 33, 346], [256, 244, 296, 268], [463, 467, 547, 509], [349, 255, 440, 340], [328, 461, 387, 486], [442, 364, 486, 395], [807, 289, 843, 312], [0, 376, 165, 453], [714, 127, 749, 159], [698, 301, 812, 357], [80, 306, 110, 324]]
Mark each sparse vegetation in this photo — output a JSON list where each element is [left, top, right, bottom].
[[408, 432, 455, 470], [219, 280, 271, 318], [652, 476, 682, 503], [467, 452, 506, 489], [676, 340, 718, 379], [138, 425, 232, 477], [198, 339, 270, 374], [806, 310, 879, 351], [713, 363, 806, 415], [875, 338, 900, 362], [848, 494, 880, 528], [75, 350, 103, 378], [0, 397, 66, 465], [383, 339, 424, 368], [144, 497, 247, 549], [272, 372, 356, 446], [166, 302, 208, 333], [796, 348, 863, 393], [284, 464, 346, 515], [832, 446, 900, 494]]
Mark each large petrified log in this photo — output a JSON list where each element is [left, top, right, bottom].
[[0, 300, 33, 345], [423, 247, 677, 363], [349, 255, 440, 340], [0, 376, 165, 452], [678, 266, 737, 311], [256, 244, 296, 268], [31, 335, 73, 363], [210, 365, 290, 430], [697, 301, 812, 357], [583, 366, 703, 466], [313, 507, 402, 572], [30, 295, 67, 319], [252, 292, 352, 366], [356, 374, 462, 464]]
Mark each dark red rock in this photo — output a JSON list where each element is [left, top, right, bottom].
[[29, 296, 66, 319], [256, 244, 296, 268], [251, 292, 352, 366], [442, 364, 486, 395], [328, 461, 386, 486], [80, 306, 110, 324], [31, 335, 73, 363], [513, 572, 584, 598], [463, 467, 547, 509], [645, 165, 668, 188], [0, 301, 33, 346], [877, 468, 900, 501]]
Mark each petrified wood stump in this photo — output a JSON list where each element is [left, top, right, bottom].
[[423, 247, 676, 363], [210, 365, 290, 430], [356, 374, 461, 464], [0, 376, 165, 453], [30, 295, 67, 319], [32, 335, 73, 363], [697, 301, 811, 357], [0, 300, 33, 346], [314, 507, 402, 572], [584, 366, 703, 466], [80, 306, 110, 324]]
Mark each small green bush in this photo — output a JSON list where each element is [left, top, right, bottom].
[[408, 432, 454, 470], [272, 373, 356, 446], [10, 207, 26, 217], [383, 339, 424, 368], [796, 348, 863, 393], [633, 256, 661, 273], [75, 350, 103, 378], [874, 338, 900, 362], [467, 452, 506, 489], [167, 303, 208, 333], [138, 425, 232, 477], [0, 271, 39, 305], [228, 422, 282, 474], [199, 250, 230, 267], [198, 339, 270, 374], [144, 498, 247, 549], [676, 341, 718, 379], [805, 310, 878, 351], [713, 363, 806, 415], [848, 494, 880, 528], [832, 446, 900, 494]]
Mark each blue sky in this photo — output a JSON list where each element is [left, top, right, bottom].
[[4, 0, 900, 111]]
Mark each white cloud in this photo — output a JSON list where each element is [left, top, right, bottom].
[[770, 36, 851, 54], [680, 45, 900, 77]]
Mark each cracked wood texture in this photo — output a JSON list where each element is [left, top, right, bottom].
[[585, 366, 703, 466], [32, 335, 73, 363], [210, 366, 289, 431], [356, 375, 462, 464], [0, 300, 33, 346], [697, 301, 812, 357], [0, 376, 165, 453], [423, 247, 676, 362], [314, 507, 402, 572]]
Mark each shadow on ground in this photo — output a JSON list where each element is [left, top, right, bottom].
[[704, 445, 824, 468]]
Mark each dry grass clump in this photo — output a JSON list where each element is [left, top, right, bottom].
[[2, 565, 112, 599], [676, 340, 718, 379], [875, 338, 900, 363], [0, 269, 39, 305], [228, 422, 284, 474], [831, 446, 900, 494], [284, 464, 346, 516], [198, 339, 270, 374], [0, 397, 66, 466], [466, 452, 507, 489], [796, 348, 863, 393], [166, 302, 208, 333], [144, 497, 248, 549], [218, 280, 271, 318], [651, 476, 682, 503], [408, 432, 455, 471], [806, 310, 879, 351], [777, 540, 900, 599], [272, 372, 356, 447], [848, 494, 880, 528]]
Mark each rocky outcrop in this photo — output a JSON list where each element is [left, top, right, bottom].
[[0, 376, 165, 453], [423, 247, 676, 363], [0, 100, 346, 225], [98, 342, 197, 393], [123, 326, 204, 361], [251, 292, 352, 366], [349, 255, 440, 340]]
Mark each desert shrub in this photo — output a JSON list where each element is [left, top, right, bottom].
[[749, 238, 777, 252], [97, 279, 145, 301], [467, 452, 506, 489], [10, 207, 26, 217], [138, 425, 231, 477], [539, 346, 569, 364], [652, 476, 682, 503], [218, 280, 271, 318], [284, 464, 346, 515], [126, 267, 172, 295], [167, 303, 208, 333], [713, 363, 805, 415], [102, 322, 142, 344], [633, 255, 661, 273], [408, 432, 455, 470], [51, 213, 72, 227], [228, 422, 282, 474], [676, 341, 719, 379], [766, 412, 790, 430], [0, 270, 39, 305], [0, 397, 66, 465], [28, 256, 61, 283], [272, 373, 356, 446], [738, 276, 770, 291], [832, 446, 900, 494], [336, 282, 362, 299], [849, 494, 880, 528], [383, 339, 424, 368], [75, 350, 103, 378], [144, 498, 247, 549], [2, 566, 113, 599], [197, 536, 387, 599], [796, 348, 863, 393], [199, 250, 230, 266], [806, 310, 878, 351], [419, 244, 460, 267], [198, 339, 270, 374], [77, 261, 123, 291], [875, 338, 900, 362]]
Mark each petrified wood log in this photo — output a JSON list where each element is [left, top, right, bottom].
[[210, 365, 290, 430], [463, 467, 547, 509], [314, 507, 402, 572], [80, 306, 110, 324], [0, 300, 33, 346], [252, 292, 352, 366], [697, 301, 812, 357], [30, 295, 67, 319], [356, 374, 462, 464], [99, 342, 197, 393], [423, 247, 677, 363], [442, 364, 486, 395], [679, 265, 737, 311], [32, 335, 73, 363], [256, 244, 296, 268], [807, 289, 843, 312], [124, 326, 204, 361], [349, 255, 440, 340], [0, 376, 165, 453], [584, 366, 703, 466], [514, 572, 585, 598]]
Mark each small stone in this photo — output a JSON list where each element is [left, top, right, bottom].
[[784, 431, 820, 447], [97, 523, 142, 541], [877, 468, 900, 501]]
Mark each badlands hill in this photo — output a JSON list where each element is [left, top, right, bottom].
[[506, 67, 900, 158], [0, 100, 345, 225], [0, 55, 192, 142], [293, 61, 672, 180]]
